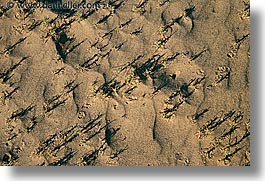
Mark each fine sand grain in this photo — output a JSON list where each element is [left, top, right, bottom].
[[0, 0, 250, 166]]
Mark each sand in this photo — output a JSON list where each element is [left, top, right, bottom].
[[0, 0, 250, 166]]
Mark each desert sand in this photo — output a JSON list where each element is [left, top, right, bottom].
[[0, 0, 250, 166]]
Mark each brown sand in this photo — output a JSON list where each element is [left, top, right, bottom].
[[0, 0, 250, 166]]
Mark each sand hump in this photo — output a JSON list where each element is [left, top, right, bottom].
[[0, 0, 250, 166]]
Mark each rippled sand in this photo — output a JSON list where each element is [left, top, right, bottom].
[[0, 0, 250, 166]]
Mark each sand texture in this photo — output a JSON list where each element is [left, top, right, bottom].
[[0, 0, 250, 166]]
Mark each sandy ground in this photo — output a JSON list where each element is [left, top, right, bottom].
[[0, 0, 250, 166]]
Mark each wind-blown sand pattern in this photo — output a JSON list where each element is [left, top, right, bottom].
[[0, 0, 250, 166]]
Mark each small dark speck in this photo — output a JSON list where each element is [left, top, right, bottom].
[[3, 154, 10, 163], [170, 74, 176, 80]]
